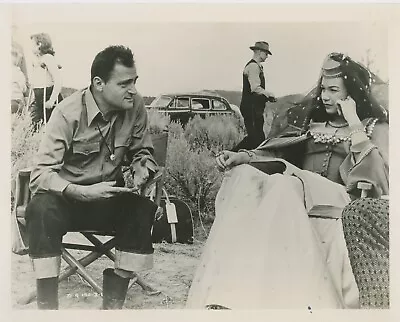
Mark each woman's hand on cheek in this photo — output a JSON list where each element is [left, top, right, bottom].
[[336, 96, 361, 125]]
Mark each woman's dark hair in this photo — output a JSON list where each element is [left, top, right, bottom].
[[90, 45, 135, 84], [30, 33, 55, 56], [309, 53, 388, 123]]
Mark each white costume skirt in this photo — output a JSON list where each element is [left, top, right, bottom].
[[186, 164, 359, 309]]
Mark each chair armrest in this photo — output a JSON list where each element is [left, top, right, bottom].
[[356, 181, 389, 200], [19, 168, 32, 177], [357, 182, 372, 198], [143, 168, 164, 188], [140, 168, 165, 200]]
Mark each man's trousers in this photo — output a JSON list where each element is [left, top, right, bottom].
[[25, 192, 157, 279]]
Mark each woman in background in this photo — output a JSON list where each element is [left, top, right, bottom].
[[186, 53, 388, 309], [11, 43, 28, 114], [29, 33, 63, 127]]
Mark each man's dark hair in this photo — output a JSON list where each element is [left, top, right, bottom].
[[90, 45, 135, 84]]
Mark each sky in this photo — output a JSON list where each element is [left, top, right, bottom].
[[11, 4, 388, 98]]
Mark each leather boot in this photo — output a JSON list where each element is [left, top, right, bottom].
[[36, 277, 59, 310], [102, 268, 130, 310]]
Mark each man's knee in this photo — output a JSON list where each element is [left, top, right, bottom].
[[26, 193, 64, 219], [25, 193, 69, 239], [118, 194, 157, 218]]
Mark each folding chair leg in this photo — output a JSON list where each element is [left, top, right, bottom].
[[61, 248, 102, 295], [83, 234, 161, 295], [82, 233, 115, 261], [130, 274, 161, 295], [58, 249, 107, 286]]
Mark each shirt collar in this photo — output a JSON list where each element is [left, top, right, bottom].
[[256, 61, 263, 70], [85, 87, 102, 126]]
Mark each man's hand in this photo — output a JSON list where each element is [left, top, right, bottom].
[[215, 151, 250, 172], [264, 91, 277, 102], [131, 157, 150, 192], [64, 181, 133, 202]]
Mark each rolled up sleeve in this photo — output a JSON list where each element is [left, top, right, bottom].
[[246, 63, 269, 97], [127, 100, 158, 173], [29, 108, 73, 196]]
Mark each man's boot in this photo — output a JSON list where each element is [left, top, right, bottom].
[[102, 268, 130, 310], [36, 277, 59, 310]]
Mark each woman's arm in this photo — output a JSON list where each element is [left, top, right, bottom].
[[340, 121, 389, 197], [42, 54, 62, 108]]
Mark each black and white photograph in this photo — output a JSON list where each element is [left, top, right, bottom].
[[4, 2, 399, 318]]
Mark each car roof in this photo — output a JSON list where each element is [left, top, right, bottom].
[[158, 90, 228, 101]]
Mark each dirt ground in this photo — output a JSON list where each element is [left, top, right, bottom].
[[11, 232, 205, 310]]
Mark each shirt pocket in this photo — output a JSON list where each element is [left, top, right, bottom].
[[70, 141, 101, 168]]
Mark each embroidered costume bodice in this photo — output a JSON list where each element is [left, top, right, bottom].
[[302, 119, 377, 185]]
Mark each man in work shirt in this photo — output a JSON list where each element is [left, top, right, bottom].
[[233, 41, 276, 151], [26, 45, 158, 310]]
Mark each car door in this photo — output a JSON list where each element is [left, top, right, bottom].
[[167, 97, 191, 125], [190, 97, 211, 119], [211, 98, 231, 117]]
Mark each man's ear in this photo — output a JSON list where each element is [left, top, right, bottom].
[[92, 76, 104, 92]]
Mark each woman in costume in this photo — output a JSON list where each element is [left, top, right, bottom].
[[29, 33, 63, 127], [185, 53, 388, 309]]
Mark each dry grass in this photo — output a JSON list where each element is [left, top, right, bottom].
[[12, 234, 205, 310]]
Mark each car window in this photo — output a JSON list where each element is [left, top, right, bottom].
[[191, 98, 211, 110], [169, 97, 189, 109], [150, 95, 172, 108], [212, 100, 228, 110]]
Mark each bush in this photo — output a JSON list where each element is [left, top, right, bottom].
[[11, 111, 42, 204], [147, 108, 170, 135], [164, 133, 224, 231], [184, 114, 245, 154]]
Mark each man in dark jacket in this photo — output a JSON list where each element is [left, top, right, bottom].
[[233, 41, 276, 151]]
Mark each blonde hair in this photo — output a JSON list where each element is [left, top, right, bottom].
[[30, 33, 55, 56]]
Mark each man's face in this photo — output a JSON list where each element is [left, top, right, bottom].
[[101, 63, 138, 111], [259, 50, 269, 62]]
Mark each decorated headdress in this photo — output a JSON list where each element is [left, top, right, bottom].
[[321, 55, 344, 78]]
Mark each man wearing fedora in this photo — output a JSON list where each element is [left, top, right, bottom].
[[233, 41, 276, 151]]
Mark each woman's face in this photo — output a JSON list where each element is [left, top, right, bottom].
[[31, 38, 41, 56], [320, 76, 348, 116]]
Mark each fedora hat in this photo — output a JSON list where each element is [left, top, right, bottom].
[[250, 41, 272, 55]]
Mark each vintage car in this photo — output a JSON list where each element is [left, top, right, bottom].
[[147, 91, 242, 125]]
